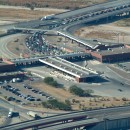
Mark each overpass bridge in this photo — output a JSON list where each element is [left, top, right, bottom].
[[10, 52, 90, 65], [54, 0, 130, 20], [13, 0, 130, 34], [57, 6, 130, 49], [10, 57, 42, 66], [39, 114, 130, 130], [13, 27, 54, 33], [1, 106, 130, 130], [39, 118, 100, 130]]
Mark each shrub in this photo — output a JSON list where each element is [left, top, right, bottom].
[[69, 85, 84, 96], [42, 99, 71, 111], [44, 77, 58, 87]]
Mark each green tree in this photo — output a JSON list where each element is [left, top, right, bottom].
[[46, 99, 72, 110], [69, 85, 84, 97], [65, 99, 71, 106], [44, 77, 54, 84], [44, 77, 59, 87], [83, 89, 94, 97], [15, 47, 19, 51], [30, 6, 35, 10], [50, 80, 58, 87]]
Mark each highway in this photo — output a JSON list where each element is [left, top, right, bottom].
[[55, 6, 130, 50], [55, 0, 130, 19], [10, 0, 130, 30], [12, 2, 130, 50], [64, 6, 130, 28], [1, 106, 130, 130], [39, 118, 100, 130], [12, 0, 130, 30]]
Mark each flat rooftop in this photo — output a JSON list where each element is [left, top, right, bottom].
[[39, 57, 98, 78], [94, 47, 130, 56]]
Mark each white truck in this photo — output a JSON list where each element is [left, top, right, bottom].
[[27, 111, 37, 118], [41, 14, 54, 20], [8, 108, 13, 118]]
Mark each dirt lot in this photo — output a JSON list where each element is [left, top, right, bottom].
[[31, 81, 130, 110], [0, 8, 64, 20], [0, 0, 106, 9], [31, 82, 76, 102], [0, 116, 5, 125], [7, 34, 31, 57], [75, 23, 130, 43], [75, 27, 116, 40]]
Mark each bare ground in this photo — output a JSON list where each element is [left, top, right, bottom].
[[0, 0, 106, 9], [0, 8, 64, 20], [75, 23, 130, 43], [31, 81, 130, 110], [31, 82, 76, 102], [7, 34, 30, 57], [0, 116, 6, 125]]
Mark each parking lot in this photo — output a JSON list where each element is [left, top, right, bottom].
[[0, 79, 55, 105]]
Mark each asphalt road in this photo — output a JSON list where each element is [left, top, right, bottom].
[[2, 105, 130, 130], [55, 0, 130, 19], [78, 60, 130, 98], [39, 118, 99, 130]]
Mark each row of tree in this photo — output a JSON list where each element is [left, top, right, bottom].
[[42, 99, 71, 111], [69, 85, 94, 97], [44, 77, 94, 97]]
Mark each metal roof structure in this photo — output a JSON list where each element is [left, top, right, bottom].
[[39, 57, 98, 78]]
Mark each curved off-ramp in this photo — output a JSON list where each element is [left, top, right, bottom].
[[0, 34, 22, 59]]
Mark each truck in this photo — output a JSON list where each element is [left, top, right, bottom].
[[41, 14, 54, 20], [27, 111, 38, 118], [8, 108, 14, 118]]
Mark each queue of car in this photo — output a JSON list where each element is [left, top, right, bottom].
[[25, 32, 63, 55]]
